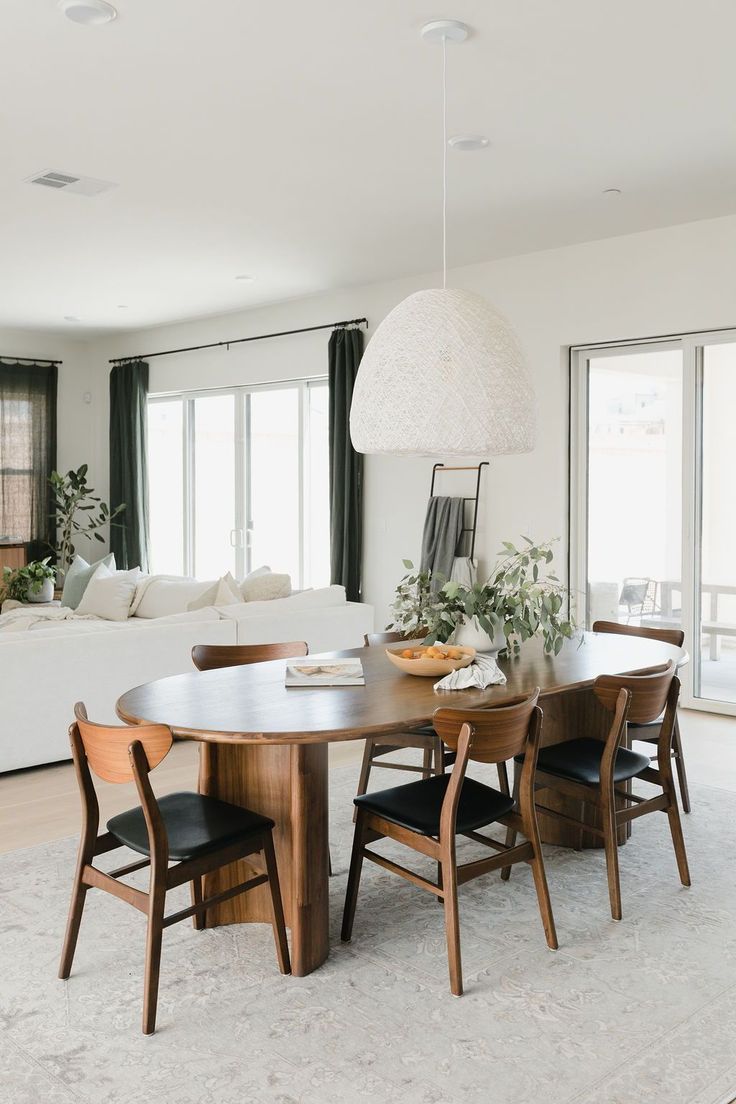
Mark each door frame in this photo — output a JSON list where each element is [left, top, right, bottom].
[[569, 329, 736, 716]]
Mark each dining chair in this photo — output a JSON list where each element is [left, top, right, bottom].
[[592, 619, 690, 812], [354, 632, 456, 801], [341, 689, 557, 996], [504, 661, 690, 921], [191, 640, 308, 671], [59, 703, 290, 1035]]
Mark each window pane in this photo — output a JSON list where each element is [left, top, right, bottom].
[[305, 383, 330, 588], [697, 342, 736, 703], [193, 394, 236, 580], [147, 400, 184, 575], [249, 389, 300, 583], [586, 349, 683, 631]]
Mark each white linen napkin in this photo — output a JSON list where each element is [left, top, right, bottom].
[[434, 653, 507, 691]]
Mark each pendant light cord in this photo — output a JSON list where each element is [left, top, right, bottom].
[[442, 34, 447, 290]]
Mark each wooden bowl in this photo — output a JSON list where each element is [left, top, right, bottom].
[[385, 643, 476, 678]]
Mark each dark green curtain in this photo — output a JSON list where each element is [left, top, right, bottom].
[[0, 359, 57, 562], [109, 360, 149, 571], [328, 327, 363, 602]]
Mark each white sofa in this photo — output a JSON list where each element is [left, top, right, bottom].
[[0, 583, 373, 773]]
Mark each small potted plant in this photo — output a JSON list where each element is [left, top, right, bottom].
[[2, 557, 57, 605], [389, 537, 575, 656]]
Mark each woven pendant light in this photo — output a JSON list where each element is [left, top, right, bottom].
[[350, 20, 535, 458]]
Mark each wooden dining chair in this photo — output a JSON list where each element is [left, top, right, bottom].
[[354, 632, 455, 801], [59, 703, 290, 1035], [342, 689, 557, 996], [592, 620, 690, 812], [504, 661, 690, 921], [191, 640, 308, 671]]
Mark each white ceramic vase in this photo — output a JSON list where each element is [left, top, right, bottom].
[[452, 616, 506, 654], [26, 578, 54, 604]]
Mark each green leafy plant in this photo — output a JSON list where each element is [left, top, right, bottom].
[[2, 557, 56, 603], [48, 465, 126, 575], [388, 537, 575, 656]]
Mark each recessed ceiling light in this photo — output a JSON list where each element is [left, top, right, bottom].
[[448, 135, 490, 152], [235, 274, 255, 282], [58, 0, 117, 26], [64, 315, 80, 323], [117, 304, 128, 309], [603, 187, 622, 196]]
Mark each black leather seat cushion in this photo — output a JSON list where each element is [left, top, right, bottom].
[[522, 738, 650, 786], [354, 774, 514, 836], [107, 792, 274, 862]]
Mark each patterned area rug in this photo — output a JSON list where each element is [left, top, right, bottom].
[[1, 762, 736, 1104]]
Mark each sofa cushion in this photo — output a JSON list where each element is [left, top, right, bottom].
[[61, 553, 115, 610], [241, 572, 292, 602], [132, 576, 213, 618], [187, 573, 241, 611], [75, 564, 141, 621], [220, 585, 346, 621]]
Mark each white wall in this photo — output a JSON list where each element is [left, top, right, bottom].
[[64, 212, 736, 623]]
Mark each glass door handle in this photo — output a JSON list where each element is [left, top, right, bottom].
[[229, 528, 244, 548]]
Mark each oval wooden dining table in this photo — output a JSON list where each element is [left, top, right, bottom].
[[116, 631, 684, 976]]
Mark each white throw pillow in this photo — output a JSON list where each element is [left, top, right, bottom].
[[240, 572, 291, 602], [75, 564, 141, 621], [188, 573, 241, 611], [132, 576, 213, 618]]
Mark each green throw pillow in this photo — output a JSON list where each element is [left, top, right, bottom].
[[61, 553, 116, 610]]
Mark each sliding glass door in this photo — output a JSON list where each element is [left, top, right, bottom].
[[147, 379, 329, 590], [571, 330, 736, 714]]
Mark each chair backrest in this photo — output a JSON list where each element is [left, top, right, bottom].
[[72, 702, 173, 784], [433, 689, 541, 765], [593, 661, 676, 725], [364, 631, 427, 647], [192, 641, 308, 671], [593, 619, 684, 649]]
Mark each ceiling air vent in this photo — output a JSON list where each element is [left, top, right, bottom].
[[26, 170, 117, 196]]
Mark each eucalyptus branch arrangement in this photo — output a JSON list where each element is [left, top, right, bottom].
[[48, 465, 126, 575], [389, 537, 575, 656]]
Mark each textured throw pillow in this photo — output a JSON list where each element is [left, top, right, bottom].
[[240, 572, 292, 602], [187, 572, 242, 611], [61, 553, 116, 610], [75, 563, 141, 621]]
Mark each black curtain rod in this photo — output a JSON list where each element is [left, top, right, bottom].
[[0, 354, 62, 366], [108, 317, 368, 365]]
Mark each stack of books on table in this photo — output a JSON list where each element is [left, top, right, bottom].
[[285, 658, 365, 687]]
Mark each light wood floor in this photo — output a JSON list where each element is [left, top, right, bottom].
[[0, 710, 733, 854]]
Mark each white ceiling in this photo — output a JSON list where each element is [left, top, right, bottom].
[[2, 0, 735, 333]]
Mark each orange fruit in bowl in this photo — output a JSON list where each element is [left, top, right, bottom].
[[401, 648, 414, 659]]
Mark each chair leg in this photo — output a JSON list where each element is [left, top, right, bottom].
[[341, 811, 367, 942], [500, 766, 521, 881], [441, 856, 463, 996], [353, 739, 375, 822], [600, 782, 623, 921], [519, 797, 558, 950], [433, 736, 445, 776], [672, 716, 691, 814], [659, 745, 692, 887], [421, 743, 433, 781], [190, 877, 205, 931], [142, 879, 166, 1035], [59, 875, 89, 979], [261, 832, 291, 974], [497, 760, 510, 796]]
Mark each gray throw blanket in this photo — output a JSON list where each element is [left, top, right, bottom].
[[420, 496, 464, 587]]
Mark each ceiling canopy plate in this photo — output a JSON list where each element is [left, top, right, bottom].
[[420, 19, 470, 44]]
